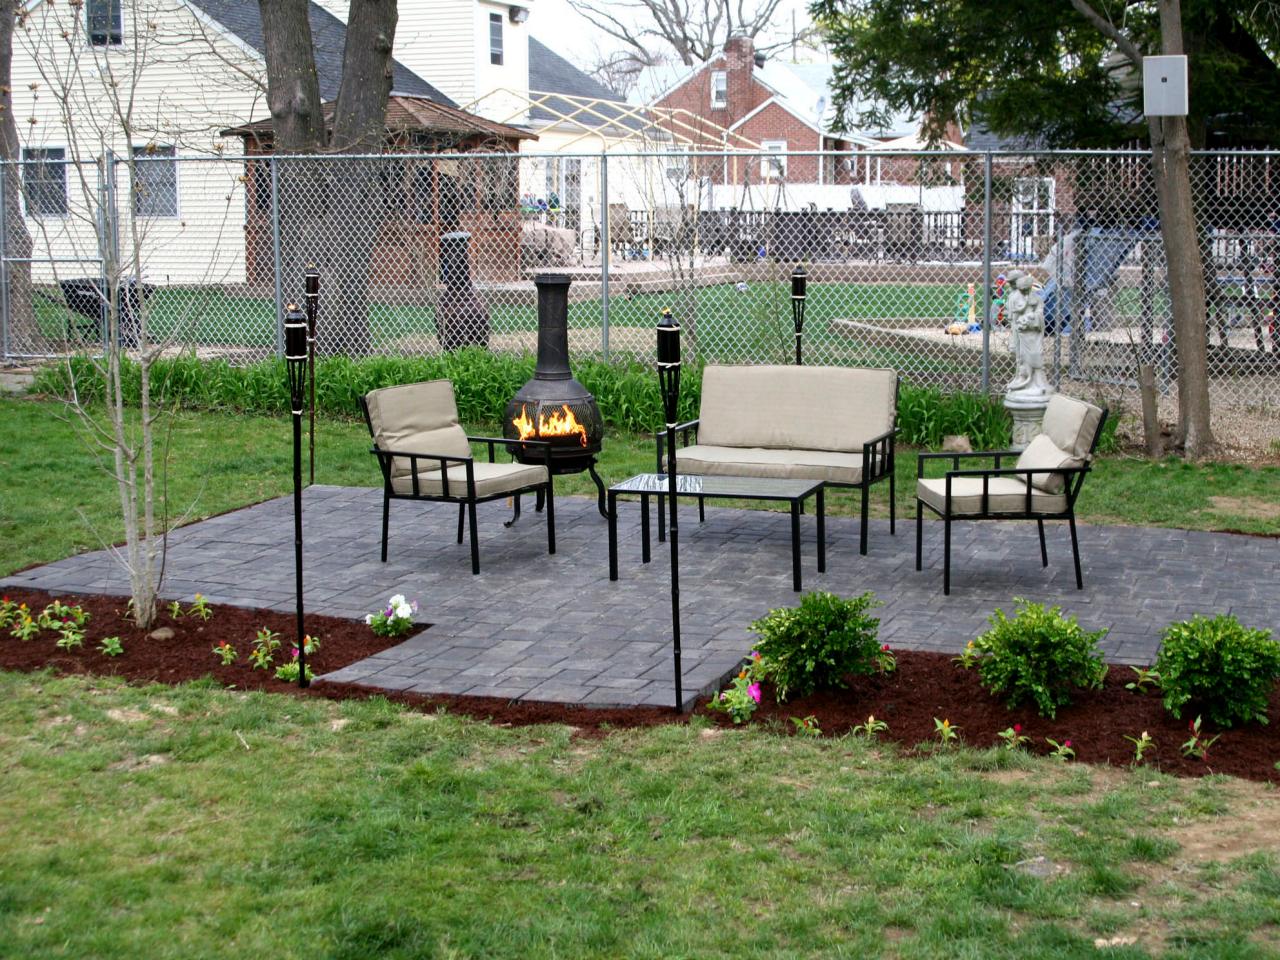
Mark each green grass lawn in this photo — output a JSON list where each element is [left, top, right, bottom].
[[2, 396, 1278, 578], [2, 672, 1279, 959]]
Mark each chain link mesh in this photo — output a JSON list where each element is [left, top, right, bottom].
[[3, 149, 1277, 440]]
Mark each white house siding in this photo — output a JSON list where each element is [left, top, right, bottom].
[[11, 0, 267, 284]]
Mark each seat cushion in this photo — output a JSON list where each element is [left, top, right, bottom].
[[1040, 394, 1104, 459], [1015, 434, 1081, 494], [670, 444, 871, 484], [916, 476, 1067, 516], [364, 380, 472, 481], [392, 461, 548, 498], [697, 365, 896, 453]]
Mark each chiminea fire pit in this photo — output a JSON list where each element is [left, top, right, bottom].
[[503, 274, 607, 517]]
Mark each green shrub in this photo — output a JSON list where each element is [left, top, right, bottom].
[[1154, 614, 1280, 727], [749, 591, 884, 701], [968, 599, 1108, 718], [896, 383, 1011, 450]]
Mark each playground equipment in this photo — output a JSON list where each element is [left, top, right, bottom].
[[947, 283, 982, 335]]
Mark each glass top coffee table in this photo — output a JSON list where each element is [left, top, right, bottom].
[[606, 473, 826, 591]]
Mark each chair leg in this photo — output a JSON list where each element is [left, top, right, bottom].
[[889, 473, 896, 535], [698, 495, 705, 523], [468, 501, 480, 575], [536, 488, 545, 512], [943, 516, 951, 596], [915, 499, 922, 571], [456, 503, 465, 544], [380, 493, 390, 563], [859, 484, 870, 555], [1037, 518, 1048, 567], [1068, 514, 1083, 589], [545, 481, 556, 555]]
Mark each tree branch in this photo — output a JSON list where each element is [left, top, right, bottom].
[[1068, 0, 1145, 65]]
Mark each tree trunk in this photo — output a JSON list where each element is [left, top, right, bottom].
[[1152, 0, 1217, 459], [258, 0, 324, 154], [0, 0, 37, 355]]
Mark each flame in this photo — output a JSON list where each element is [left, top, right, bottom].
[[511, 403, 589, 447]]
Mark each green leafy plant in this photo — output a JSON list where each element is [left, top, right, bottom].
[[10, 606, 39, 641], [187, 594, 213, 621], [996, 724, 1030, 751], [54, 622, 86, 650], [168, 600, 184, 620], [0, 596, 18, 628], [749, 591, 884, 701], [1123, 731, 1156, 766], [850, 715, 889, 739], [933, 717, 959, 747], [790, 715, 821, 737], [706, 672, 762, 724], [274, 661, 315, 684], [97, 636, 124, 657], [40, 600, 87, 630], [1045, 738, 1075, 762], [249, 628, 281, 671], [365, 594, 418, 637], [1124, 666, 1162, 694], [953, 640, 980, 669], [1154, 614, 1280, 727], [1181, 716, 1221, 761], [212, 641, 237, 666], [967, 599, 1108, 718]]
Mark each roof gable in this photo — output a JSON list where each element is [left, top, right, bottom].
[[186, 0, 454, 106], [527, 37, 642, 131]]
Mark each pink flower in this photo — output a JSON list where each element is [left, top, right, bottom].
[[1013, 724, 1021, 733], [882, 644, 890, 652], [291, 647, 299, 658], [747, 682, 762, 703], [1064, 740, 1072, 748]]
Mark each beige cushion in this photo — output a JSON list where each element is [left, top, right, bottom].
[[392, 461, 548, 498], [1015, 434, 1081, 494], [1040, 394, 1104, 459], [697, 365, 896, 453], [916, 476, 1067, 516], [670, 444, 871, 485], [364, 380, 472, 481]]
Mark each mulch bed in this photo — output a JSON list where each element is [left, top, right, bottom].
[[3, 588, 1278, 782]]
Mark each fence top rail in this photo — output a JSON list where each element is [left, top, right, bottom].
[[1, 148, 1278, 165]]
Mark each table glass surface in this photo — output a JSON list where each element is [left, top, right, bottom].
[[609, 473, 822, 499]]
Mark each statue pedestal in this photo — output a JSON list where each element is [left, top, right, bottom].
[[1004, 392, 1051, 451]]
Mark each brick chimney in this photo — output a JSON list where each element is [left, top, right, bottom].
[[723, 34, 756, 119]]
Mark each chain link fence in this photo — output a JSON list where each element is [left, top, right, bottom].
[[3, 149, 1277, 442]]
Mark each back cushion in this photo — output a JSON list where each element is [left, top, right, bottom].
[[698, 365, 897, 452], [1015, 434, 1080, 494], [364, 380, 472, 479], [1040, 394, 1104, 459]]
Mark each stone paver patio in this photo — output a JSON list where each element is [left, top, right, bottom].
[[4, 485, 1277, 709]]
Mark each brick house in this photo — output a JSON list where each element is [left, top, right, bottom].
[[636, 36, 915, 187]]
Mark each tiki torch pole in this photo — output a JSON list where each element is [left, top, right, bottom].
[[304, 265, 319, 486], [284, 304, 310, 688], [657, 308, 683, 712], [791, 264, 807, 365]]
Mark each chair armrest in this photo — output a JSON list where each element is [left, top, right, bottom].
[[916, 449, 1020, 477], [654, 419, 700, 472], [369, 447, 475, 498], [860, 426, 898, 481], [466, 435, 552, 465], [944, 464, 1090, 483]]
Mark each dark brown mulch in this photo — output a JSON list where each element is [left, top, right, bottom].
[[3, 588, 1279, 780]]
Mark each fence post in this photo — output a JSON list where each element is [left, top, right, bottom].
[[0, 162, 9, 361], [980, 151, 993, 394], [271, 156, 283, 358], [600, 152, 610, 361]]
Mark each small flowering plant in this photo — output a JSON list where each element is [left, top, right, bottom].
[[791, 715, 822, 737], [707, 655, 765, 724], [186, 594, 213, 621], [10, 605, 39, 641], [212, 641, 238, 666], [54, 620, 86, 650], [851, 714, 889, 739], [274, 636, 319, 683], [40, 601, 87, 630], [97, 636, 124, 658], [249, 628, 281, 671], [1181, 716, 1221, 761], [1124, 730, 1156, 765], [953, 640, 981, 669], [1124, 666, 1161, 694], [997, 724, 1031, 751], [365, 594, 418, 637], [875, 643, 897, 673], [933, 717, 959, 747], [1045, 737, 1075, 762], [0, 596, 20, 628]]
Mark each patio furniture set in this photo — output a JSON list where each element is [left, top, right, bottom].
[[360, 367, 1108, 595]]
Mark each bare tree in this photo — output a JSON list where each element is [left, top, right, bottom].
[[585, 45, 653, 98], [568, 0, 785, 66], [0, 1, 36, 353]]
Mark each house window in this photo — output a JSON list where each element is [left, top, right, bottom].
[[762, 140, 787, 178], [711, 70, 727, 108], [22, 148, 67, 217], [131, 145, 178, 218], [87, 0, 122, 46], [489, 13, 503, 65]]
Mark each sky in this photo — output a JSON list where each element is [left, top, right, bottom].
[[527, 0, 818, 72]]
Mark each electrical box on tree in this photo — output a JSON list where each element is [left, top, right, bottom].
[[1143, 55, 1188, 116]]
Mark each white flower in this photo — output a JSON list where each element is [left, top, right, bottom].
[[364, 613, 373, 624], [394, 603, 412, 619], [389, 594, 406, 608]]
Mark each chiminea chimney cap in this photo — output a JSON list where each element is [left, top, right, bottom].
[[754, 51, 766, 67]]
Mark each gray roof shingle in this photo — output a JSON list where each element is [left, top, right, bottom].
[[188, 0, 454, 106], [528, 38, 641, 131]]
